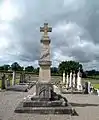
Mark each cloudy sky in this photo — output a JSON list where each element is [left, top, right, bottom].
[[0, 0, 99, 70]]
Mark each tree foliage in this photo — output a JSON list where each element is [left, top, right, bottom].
[[11, 62, 22, 71], [51, 67, 58, 73], [0, 65, 10, 71], [25, 66, 34, 72], [58, 60, 83, 74]]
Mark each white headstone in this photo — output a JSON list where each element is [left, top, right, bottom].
[[63, 72, 66, 84], [88, 81, 91, 94], [69, 71, 72, 88], [97, 89, 99, 96], [77, 70, 82, 91], [12, 71, 16, 86], [66, 73, 69, 88], [73, 72, 76, 88]]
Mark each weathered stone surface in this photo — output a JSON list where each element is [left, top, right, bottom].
[[15, 105, 73, 114], [1, 74, 6, 89], [6, 83, 35, 92], [23, 100, 63, 107], [6, 85, 28, 92], [14, 23, 72, 115], [35, 82, 53, 101], [14, 87, 73, 114]]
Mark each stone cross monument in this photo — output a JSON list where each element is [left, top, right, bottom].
[[39, 23, 52, 83], [36, 23, 53, 100], [15, 23, 73, 114]]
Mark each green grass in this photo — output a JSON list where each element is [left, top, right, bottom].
[[10, 79, 20, 85], [93, 84, 99, 89], [0, 79, 20, 88], [0, 75, 99, 89], [15, 79, 20, 84]]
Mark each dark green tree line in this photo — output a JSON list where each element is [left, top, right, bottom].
[[58, 60, 83, 75]]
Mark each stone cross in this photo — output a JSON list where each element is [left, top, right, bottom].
[[40, 23, 52, 36], [37, 23, 53, 100]]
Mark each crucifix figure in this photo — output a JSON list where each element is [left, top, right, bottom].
[[40, 23, 52, 36]]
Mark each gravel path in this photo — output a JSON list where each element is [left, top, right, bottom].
[[63, 94, 99, 120], [0, 86, 99, 120], [0, 86, 71, 120]]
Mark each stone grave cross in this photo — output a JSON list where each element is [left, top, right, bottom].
[[36, 23, 53, 100], [40, 23, 52, 37]]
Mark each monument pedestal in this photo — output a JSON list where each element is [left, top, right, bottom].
[[15, 82, 73, 114], [35, 82, 53, 101], [15, 83, 73, 114]]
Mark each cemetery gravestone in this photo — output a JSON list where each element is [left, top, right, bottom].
[[88, 81, 91, 94], [77, 69, 83, 91], [6, 78, 10, 87], [66, 73, 69, 88], [84, 82, 88, 94], [97, 89, 99, 96], [12, 71, 16, 85], [73, 72, 76, 88], [7, 72, 30, 92], [63, 72, 66, 84], [20, 73, 23, 83], [69, 71, 72, 88], [1, 74, 6, 89]]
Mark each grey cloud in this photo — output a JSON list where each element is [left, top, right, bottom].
[[0, 0, 99, 70]]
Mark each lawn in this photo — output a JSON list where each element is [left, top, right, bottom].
[[93, 84, 99, 89], [0, 79, 20, 88], [0, 75, 99, 90]]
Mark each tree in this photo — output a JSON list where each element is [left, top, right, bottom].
[[11, 62, 22, 71], [0, 64, 10, 71], [0, 66, 4, 70], [58, 60, 83, 75], [51, 67, 58, 73], [34, 67, 39, 74], [3, 64, 10, 71], [25, 66, 34, 72]]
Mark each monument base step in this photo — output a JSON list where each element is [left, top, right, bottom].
[[15, 102, 73, 115], [23, 100, 65, 107]]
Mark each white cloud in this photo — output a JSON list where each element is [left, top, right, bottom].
[[0, 0, 19, 21], [0, 0, 99, 70]]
